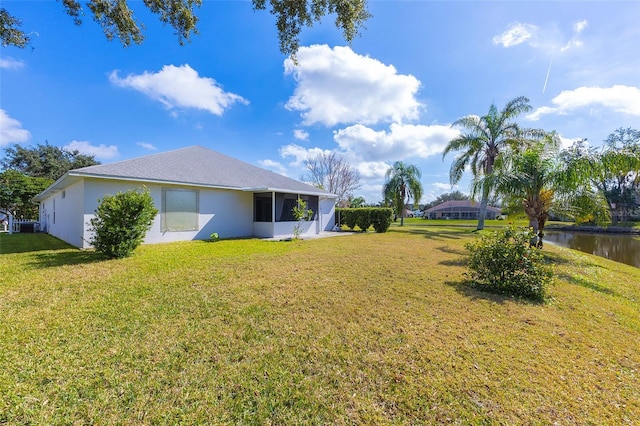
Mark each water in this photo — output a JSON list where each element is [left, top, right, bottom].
[[544, 231, 640, 268]]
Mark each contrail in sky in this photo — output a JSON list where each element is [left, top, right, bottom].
[[542, 58, 553, 94]]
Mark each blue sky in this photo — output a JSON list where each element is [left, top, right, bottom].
[[1, 1, 639, 204]]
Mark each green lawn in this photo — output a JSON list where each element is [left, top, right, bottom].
[[1, 226, 639, 424]]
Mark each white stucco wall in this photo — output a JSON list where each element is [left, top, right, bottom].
[[319, 197, 336, 231], [80, 179, 255, 248], [38, 177, 336, 248], [40, 180, 86, 247]]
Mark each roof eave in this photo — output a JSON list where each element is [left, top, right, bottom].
[[243, 187, 337, 198]]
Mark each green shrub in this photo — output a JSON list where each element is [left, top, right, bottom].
[[336, 208, 392, 232], [465, 227, 553, 301], [370, 208, 393, 233], [342, 209, 358, 230], [355, 208, 372, 232], [89, 187, 158, 259]]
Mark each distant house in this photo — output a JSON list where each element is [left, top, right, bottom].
[[33, 146, 337, 248], [424, 200, 501, 220]]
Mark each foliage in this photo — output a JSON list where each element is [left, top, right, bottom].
[[562, 129, 640, 225], [0, 8, 29, 47], [2, 0, 370, 56], [369, 208, 393, 233], [465, 227, 553, 301], [554, 190, 610, 226], [291, 198, 313, 239], [336, 207, 392, 233], [2, 142, 99, 181], [355, 208, 372, 231], [304, 152, 361, 205], [339, 207, 358, 230], [474, 135, 563, 247], [0, 170, 52, 219], [443, 96, 544, 230], [209, 232, 220, 242], [348, 195, 366, 208], [382, 161, 423, 226], [88, 187, 158, 258]]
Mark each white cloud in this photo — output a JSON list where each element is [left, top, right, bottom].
[[64, 141, 119, 160], [258, 159, 289, 176], [278, 144, 330, 167], [573, 20, 588, 34], [432, 182, 458, 192], [109, 64, 248, 116], [0, 109, 31, 145], [284, 45, 422, 127], [557, 135, 587, 150], [494, 21, 587, 55], [333, 123, 460, 162], [357, 161, 391, 179], [293, 129, 309, 141], [528, 85, 640, 120], [493, 23, 537, 48], [0, 57, 25, 70], [136, 142, 157, 150]]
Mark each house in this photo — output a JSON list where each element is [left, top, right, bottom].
[[424, 200, 501, 220], [33, 146, 337, 248]]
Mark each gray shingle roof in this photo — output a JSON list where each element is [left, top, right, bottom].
[[71, 146, 333, 196], [425, 200, 501, 213]]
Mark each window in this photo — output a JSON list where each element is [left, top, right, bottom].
[[254, 193, 273, 222], [276, 193, 318, 222], [162, 188, 198, 232]]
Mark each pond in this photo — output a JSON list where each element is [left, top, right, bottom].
[[544, 231, 640, 269]]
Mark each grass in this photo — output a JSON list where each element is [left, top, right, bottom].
[[1, 225, 639, 424]]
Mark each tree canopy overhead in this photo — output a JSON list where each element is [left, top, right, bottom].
[[2, 142, 100, 181], [1, 0, 371, 56]]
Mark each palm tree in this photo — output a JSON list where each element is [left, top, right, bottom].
[[382, 161, 423, 226], [443, 96, 542, 230], [475, 134, 563, 247]]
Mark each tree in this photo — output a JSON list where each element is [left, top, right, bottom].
[[1, 0, 371, 56], [2, 142, 99, 181], [348, 195, 366, 208], [1, 8, 29, 47], [89, 187, 158, 259], [443, 96, 543, 230], [304, 152, 361, 204], [563, 129, 640, 225], [0, 170, 51, 219], [291, 197, 313, 239], [382, 161, 422, 227], [475, 133, 577, 247]]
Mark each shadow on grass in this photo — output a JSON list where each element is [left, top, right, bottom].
[[542, 246, 604, 270], [437, 245, 467, 256], [27, 250, 107, 268], [0, 233, 74, 254], [557, 273, 617, 296], [445, 280, 545, 305], [391, 226, 470, 241], [439, 258, 468, 267]]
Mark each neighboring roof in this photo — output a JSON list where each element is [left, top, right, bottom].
[[425, 200, 501, 213], [34, 146, 335, 201]]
